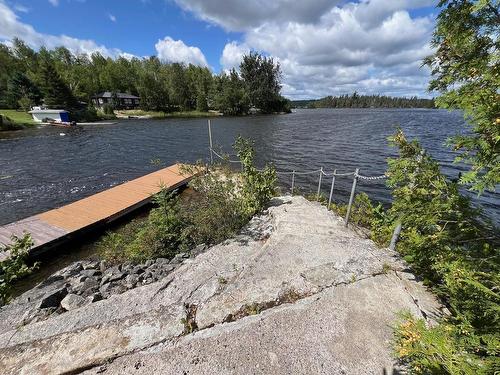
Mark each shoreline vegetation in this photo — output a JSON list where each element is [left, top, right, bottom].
[[0, 41, 290, 129], [0, 109, 35, 130], [114, 109, 222, 119], [292, 93, 435, 109]]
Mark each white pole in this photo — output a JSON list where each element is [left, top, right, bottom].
[[291, 170, 295, 195], [345, 168, 359, 227], [208, 119, 213, 164], [328, 169, 336, 208], [317, 167, 323, 200]]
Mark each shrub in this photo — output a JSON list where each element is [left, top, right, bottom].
[[102, 103, 115, 116], [0, 233, 38, 306], [394, 313, 482, 374], [182, 169, 248, 246], [386, 130, 500, 374], [234, 136, 277, 216], [98, 137, 277, 264]]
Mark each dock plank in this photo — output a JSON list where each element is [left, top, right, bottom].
[[0, 164, 197, 259]]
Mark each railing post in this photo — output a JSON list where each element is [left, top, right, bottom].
[[208, 119, 213, 165], [291, 170, 295, 195], [344, 168, 359, 227], [328, 169, 336, 208], [389, 219, 402, 251], [317, 167, 323, 200]]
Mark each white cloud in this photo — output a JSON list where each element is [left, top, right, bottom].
[[209, 0, 436, 98], [220, 41, 249, 71], [0, 1, 126, 57], [155, 36, 208, 67], [109, 13, 116, 22], [48, 0, 59, 6], [174, 0, 340, 32]]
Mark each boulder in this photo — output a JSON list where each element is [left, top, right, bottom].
[[124, 274, 139, 289], [190, 244, 207, 258], [132, 265, 146, 275], [169, 254, 185, 265], [100, 281, 127, 298], [101, 266, 126, 284], [80, 269, 101, 278], [82, 261, 100, 270], [86, 292, 103, 303], [60, 294, 88, 311], [60, 262, 84, 279], [78, 278, 101, 297], [155, 258, 170, 265], [38, 287, 68, 309]]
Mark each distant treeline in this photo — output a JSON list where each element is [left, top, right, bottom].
[[0, 39, 290, 118], [292, 93, 435, 109]]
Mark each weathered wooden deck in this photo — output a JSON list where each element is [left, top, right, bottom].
[[0, 164, 197, 260]]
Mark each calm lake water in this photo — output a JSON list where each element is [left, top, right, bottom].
[[1, 108, 498, 226]]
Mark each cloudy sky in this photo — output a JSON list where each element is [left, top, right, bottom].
[[0, 0, 438, 99]]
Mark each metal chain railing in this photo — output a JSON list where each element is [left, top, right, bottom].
[[209, 145, 387, 227], [207, 120, 399, 245]]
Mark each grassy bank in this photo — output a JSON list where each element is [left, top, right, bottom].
[[0, 109, 35, 130], [115, 109, 221, 119]]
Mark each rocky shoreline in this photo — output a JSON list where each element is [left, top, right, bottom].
[[12, 244, 208, 326], [0, 196, 443, 375]]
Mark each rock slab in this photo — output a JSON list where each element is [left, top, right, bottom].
[[0, 196, 444, 375]]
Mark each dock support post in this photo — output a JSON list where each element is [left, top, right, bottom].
[[291, 170, 295, 195], [345, 168, 359, 227], [317, 167, 323, 200], [328, 169, 336, 209], [208, 119, 213, 165]]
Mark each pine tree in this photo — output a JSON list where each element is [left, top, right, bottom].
[[6, 72, 42, 110], [38, 56, 78, 109]]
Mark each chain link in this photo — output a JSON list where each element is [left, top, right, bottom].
[[210, 148, 386, 181], [355, 172, 387, 180]]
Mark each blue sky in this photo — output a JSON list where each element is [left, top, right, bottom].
[[0, 0, 438, 99]]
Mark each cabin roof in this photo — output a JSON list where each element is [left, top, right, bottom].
[[93, 92, 140, 99]]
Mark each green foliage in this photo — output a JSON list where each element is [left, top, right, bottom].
[[234, 136, 277, 215], [0, 233, 38, 306], [0, 40, 288, 118], [38, 52, 79, 110], [240, 52, 289, 114], [423, 0, 500, 192], [6, 72, 42, 109], [0, 114, 24, 130], [328, 192, 389, 244], [305, 92, 435, 109], [98, 192, 184, 263], [99, 137, 277, 264], [386, 130, 500, 374], [182, 169, 248, 247], [101, 103, 115, 115], [212, 69, 250, 115], [394, 313, 484, 374]]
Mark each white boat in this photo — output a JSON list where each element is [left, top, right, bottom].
[[28, 108, 70, 123]]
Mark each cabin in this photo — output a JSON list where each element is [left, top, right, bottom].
[[92, 92, 140, 109]]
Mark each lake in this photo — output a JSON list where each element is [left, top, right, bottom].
[[0, 108, 498, 226]]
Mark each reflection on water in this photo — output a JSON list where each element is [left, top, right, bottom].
[[1, 108, 498, 226]]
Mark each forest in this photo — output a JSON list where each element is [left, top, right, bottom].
[[293, 93, 435, 109], [0, 39, 290, 120]]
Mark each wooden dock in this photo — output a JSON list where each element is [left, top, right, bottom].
[[0, 164, 197, 260]]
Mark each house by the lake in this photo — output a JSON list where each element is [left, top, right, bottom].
[[92, 92, 140, 109]]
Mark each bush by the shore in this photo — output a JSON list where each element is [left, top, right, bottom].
[[98, 137, 277, 264]]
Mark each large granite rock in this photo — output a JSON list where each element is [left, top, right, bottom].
[[0, 196, 445, 374]]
